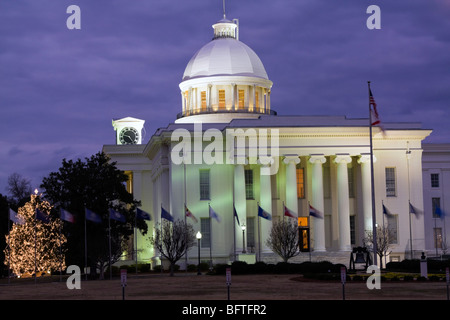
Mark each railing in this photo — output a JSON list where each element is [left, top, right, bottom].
[[176, 108, 277, 119]]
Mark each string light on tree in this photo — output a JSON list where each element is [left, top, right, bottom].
[[4, 193, 66, 278]]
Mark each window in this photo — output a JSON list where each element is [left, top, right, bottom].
[[238, 90, 245, 109], [296, 167, 305, 199], [244, 169, 254, 199], [218, 90, 226, 110], [431, 173, 440, 188], [200, 218, 210, 248], [434, 228, 443, 249], [385, 167, 396, 197], [350, 216, 356, 245], [348, 167, 354, 198], [323, 166, 331, 198], [271, 174, 279, 199], [246, 217, 255, 250], [255, 91, 260, 109], [432, 197, 441, 218], [387, 214, 398, 244], [201, 91, 207, 111], [199, 169, 210, 200]]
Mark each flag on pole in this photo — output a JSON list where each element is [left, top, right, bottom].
[[109, 208, 126, 223], [9, 208, 24, 225], [161, 206, 174, 222], [85, 208, 102, 223], [233, 206, 240, 226], [369, 88, 385, 132], [185, 206, 198, 223], [434, 205, 444, 218], [35, 208, 50, 223], [309, 204, 323, 219], [60, 208, 75, 223], [136, 208, 152, 221], [257, 205, 272, 221], [382, 204, 391, 216], [209, 205, 221, 223], [409, 202, 418, 216], [284, 205, 297, 219]]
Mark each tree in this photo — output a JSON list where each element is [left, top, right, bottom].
[[266, 219, 300, 263], [150, 219, 196, 276], [4, 193, 66, 277], [364, 225, 394, 268], [40, 152, 146, 279], [6, 173, 32, 206]]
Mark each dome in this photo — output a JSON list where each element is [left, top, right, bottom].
[[182, 38, 269, 81], [182, 19, 269, 81], [177, 18, 274, 123]]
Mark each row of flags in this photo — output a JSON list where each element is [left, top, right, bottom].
[[8, 206, 152, 225], [9, 200, 446, 227]]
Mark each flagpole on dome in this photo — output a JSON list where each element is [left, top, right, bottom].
[[368, 81, 378, 267]]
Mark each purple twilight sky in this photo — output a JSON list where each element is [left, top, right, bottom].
[[1, 0, 450, 194]]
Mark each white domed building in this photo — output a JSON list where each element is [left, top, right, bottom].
[[103, 14, 433, 268]]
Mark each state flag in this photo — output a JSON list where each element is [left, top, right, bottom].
[[36, 208, 50, 223], [9, 208, 24, 225], [258, 205, 272, 221], [60, 208, 75, 223], [136, 208, 152, 221], [161, 206, 174, 222], [109, 208, 126, 223], [284, 205, 297, 219], [309, 204, 323, 219], [185, 206, 198, 223], [233, 206, 240, 226], [209, 206, 221, 223], [85, 208, 102, 224]]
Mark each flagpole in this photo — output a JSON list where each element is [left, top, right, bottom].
[[84, 208, 88, 281], [208, 203, 212, 269], [7, 206, 11, 285], [406, 141, 413, 259], [184, 163, 188, 272], [109, 214, 112, 280], [135, 209, 138, 274], [232, 166, 236, 261], [368, 81, 378, 267]]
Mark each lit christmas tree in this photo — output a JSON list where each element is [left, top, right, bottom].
[[4, 192, 66, 277]]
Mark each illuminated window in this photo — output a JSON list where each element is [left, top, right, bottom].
[[201, 91, 207, 111], [124, 171, 133, 194], [218, 90, 226, 110], [238, 90, 245, 109], [434, 227, 443, 249], [296, 168, 305, 199], [255, 91, 260, 110]]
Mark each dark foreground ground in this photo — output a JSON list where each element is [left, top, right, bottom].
[[0, 272, 449, 300]]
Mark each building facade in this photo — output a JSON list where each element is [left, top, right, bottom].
[[103, 16, 433, 267]]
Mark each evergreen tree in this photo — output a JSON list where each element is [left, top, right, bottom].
[[4, 193, 66, 277]]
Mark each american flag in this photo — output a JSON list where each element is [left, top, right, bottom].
[[369, 89, 381, 126]]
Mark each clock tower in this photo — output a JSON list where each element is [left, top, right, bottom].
[[112, 117, 145, 145]]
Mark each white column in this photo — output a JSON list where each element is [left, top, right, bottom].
[[231, 83, 236, 111], [283, 156, 300, 216], [207, 84, 212, 111], [334, 154, 352, 251], [259, 163, 272, 252], [309, 155, 326, 251], [234, 163, 246, 253], [358, 154, 376, 235]]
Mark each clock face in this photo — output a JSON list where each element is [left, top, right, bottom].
[[119, 127, 139, 145]]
